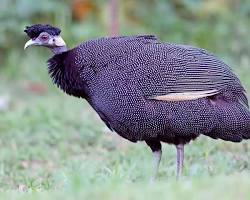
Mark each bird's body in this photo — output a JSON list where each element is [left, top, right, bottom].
[[24, 24, 250, 178], [48, 35, 250, 144]]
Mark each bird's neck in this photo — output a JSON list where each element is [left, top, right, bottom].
[[47, 51, 87, 98], [51, 46, 68, 54]]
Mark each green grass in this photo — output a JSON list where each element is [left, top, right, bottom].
[[0, 52, 250, 199]]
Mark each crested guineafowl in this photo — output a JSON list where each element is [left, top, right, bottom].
[[24, 24, 250, 179]]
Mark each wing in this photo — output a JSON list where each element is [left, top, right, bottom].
[[151, 89, 219, 101], [83, 36, 248, 106], [134, 44, 248, 105]]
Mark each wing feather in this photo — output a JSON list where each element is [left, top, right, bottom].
[[152, 89, 219, 101], [133, 44, 247, 105]]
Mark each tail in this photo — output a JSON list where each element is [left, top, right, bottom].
[[203, 100, 250, 142]]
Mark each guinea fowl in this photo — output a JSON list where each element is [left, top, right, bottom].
[[24, 24, 250, 179]]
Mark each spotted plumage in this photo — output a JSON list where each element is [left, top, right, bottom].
[[24, 24, 250, 178], [47, 36, 250, 143]]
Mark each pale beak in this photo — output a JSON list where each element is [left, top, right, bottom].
[[24, 39, 39, 50]]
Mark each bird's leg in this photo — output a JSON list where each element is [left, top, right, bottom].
[[176, 143, 184, 179], [145, 140, 162, 180], [152, 149, 162, 180]]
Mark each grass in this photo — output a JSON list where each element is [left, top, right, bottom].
[[0, 51, 250, 199]]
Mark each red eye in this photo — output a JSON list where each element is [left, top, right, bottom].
[[41, 35, 48, 40]]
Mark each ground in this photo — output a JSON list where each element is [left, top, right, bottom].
[[0, 52, 250, 199]]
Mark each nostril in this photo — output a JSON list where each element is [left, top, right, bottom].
[[53, 39, 55, 42]]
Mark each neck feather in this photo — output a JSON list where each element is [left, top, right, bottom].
[[47, 52, 68, 91], [47, 51, 86, 98]]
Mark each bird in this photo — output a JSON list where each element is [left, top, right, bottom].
[[24, 24, 250, 179]]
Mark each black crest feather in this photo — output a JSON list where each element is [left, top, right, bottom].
[[24, 24, 61, 39]]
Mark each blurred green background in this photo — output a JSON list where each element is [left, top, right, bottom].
[[0, 0, 250, 199]]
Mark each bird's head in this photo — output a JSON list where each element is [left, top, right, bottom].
[[24, 24, 67, 54]]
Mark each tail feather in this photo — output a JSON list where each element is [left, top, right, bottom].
[[204, 101, 250, 142]]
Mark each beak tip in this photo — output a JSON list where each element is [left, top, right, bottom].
[[24, 39, 36, 50]]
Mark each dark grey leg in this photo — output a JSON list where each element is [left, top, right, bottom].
[[176, 143, 184, 179], [145, 140, 162, 180]]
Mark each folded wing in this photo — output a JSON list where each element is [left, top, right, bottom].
[[135, 44, 248, 106]]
